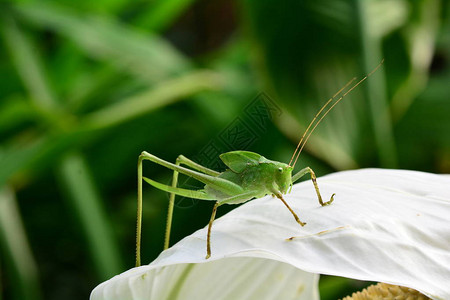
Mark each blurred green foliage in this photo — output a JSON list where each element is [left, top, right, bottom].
[[0, 0, 448, 299]]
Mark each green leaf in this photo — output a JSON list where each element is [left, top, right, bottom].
[[354, 0, 397, 167], [0, 136, 50, 187], [14, 2, 190, 82], [0, 96, 37, 135], [135, 0, 197, 32], [81, 70, 223, 130], [1, 13, 57, 110]]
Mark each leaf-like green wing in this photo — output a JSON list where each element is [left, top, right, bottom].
[[219, 151, 263, 173]]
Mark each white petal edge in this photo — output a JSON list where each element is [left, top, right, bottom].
[[90, 257, 319, 300], [91, 168, 450, 300]]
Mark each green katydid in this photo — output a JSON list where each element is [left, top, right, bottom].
[[135, 61, 384, 266]]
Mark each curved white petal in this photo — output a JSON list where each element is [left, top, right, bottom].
[[91, 169, 450, 300], [91, 258, 318, 300]]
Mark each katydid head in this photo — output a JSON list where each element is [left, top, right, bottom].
[[275, 163, 294, 194]]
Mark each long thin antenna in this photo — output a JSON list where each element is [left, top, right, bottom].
[[288, 77, 356, 166], [291, 59, 384, 169]]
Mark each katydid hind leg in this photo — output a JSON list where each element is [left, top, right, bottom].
[[292, 167, 335, 206], [140, 151, 244, 195], [136, 155, 143, 267], [176, 155, 220, 177], [165, 160, 180, 251]]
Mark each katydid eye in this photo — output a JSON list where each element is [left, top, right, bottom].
[[278, 167, 283, 173]]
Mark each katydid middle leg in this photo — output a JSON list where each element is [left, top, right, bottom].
[[166, 155, 220, 249], [205, 190, 258, 259], [206, 202, 219, 259], [292, 167, 335, 206]]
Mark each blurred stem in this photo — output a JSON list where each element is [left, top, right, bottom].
[[57, 152, 122, 279], [355, 0, 398, 168], [0, 187, 42, 300], [82, 70, 223, 130]]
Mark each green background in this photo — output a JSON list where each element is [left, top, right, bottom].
[[0, 0, 449, 299]]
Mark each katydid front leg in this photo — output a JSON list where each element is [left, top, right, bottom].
[[292, 167, 335, 206], [275, 193, 306, 226]]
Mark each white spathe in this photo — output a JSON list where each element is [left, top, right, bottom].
[[91, 169, 450, 300]]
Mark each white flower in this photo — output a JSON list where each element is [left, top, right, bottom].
[[91, 169, 450, 300]]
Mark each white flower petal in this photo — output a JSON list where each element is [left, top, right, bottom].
[[91, 257, 319, 300], [91, 169, 450, 300]]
